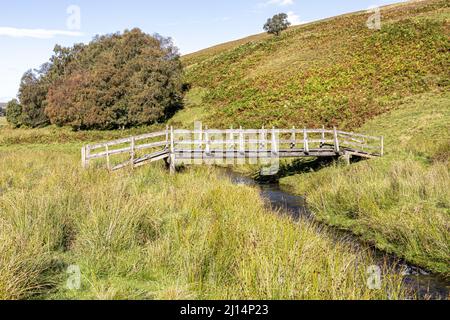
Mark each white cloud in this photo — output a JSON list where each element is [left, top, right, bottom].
[[0, 96, 14, 102], [261, 0, 294, 7], [0, 27, 83, 39], [287, 11, 304, 26]]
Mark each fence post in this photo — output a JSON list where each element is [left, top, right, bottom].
[[170, 126, 176, 174], [380, 136, 384, 157], [81, 146, 87, 169], [304, 128, 309, 154], [333, 127, 340, 153], [130, 137, 135, 168], [106, 145, 111, 171]]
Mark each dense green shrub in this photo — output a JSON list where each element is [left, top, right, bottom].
[[5, 99, 23, 128], [18, 69, 50, 128]]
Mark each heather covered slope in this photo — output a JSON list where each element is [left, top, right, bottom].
[[176, 0, 449, 130]]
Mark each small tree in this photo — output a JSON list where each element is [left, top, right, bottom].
[[18, 69, 50, 128], [264, 13, 291, 36], [6, 99, 23, 128]]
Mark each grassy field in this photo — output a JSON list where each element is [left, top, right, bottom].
[[0, 123, 406, 300], [177, 0, 449, 129], [281, 93, 450, 275], [1, 0, 448, 301]]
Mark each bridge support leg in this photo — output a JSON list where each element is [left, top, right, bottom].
[[340, 153, 352, 166], [169, 153, 176, 175]]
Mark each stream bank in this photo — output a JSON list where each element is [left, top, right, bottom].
[[219, 168, 449, 300]]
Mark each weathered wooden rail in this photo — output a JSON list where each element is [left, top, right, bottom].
[[81, 126, 384, 174]]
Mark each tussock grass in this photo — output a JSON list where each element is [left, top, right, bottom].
[[0, 146, 405, 300], [281, 93, 450, 275]]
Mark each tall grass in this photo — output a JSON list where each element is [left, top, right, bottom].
[[283, 159, 449, 274], [281, 93, 450, 275], [0, 147, 405, 300]]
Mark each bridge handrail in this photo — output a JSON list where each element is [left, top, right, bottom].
[[81, 127, 384, 171], [88, 131, 167, 150]]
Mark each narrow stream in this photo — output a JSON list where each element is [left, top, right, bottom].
[[221, 169, 449, 300]]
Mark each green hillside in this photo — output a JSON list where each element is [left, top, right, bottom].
[[174, 0, 449, 130]]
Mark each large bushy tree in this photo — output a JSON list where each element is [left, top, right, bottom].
[[46, 29, 183, 130], [264, 13, 291, 36], [8, 28, 184, 130]]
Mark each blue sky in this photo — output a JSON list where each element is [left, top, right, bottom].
[[0, 0, 405, 102]]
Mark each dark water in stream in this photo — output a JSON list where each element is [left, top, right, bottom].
[[221, 169, 449, 300]]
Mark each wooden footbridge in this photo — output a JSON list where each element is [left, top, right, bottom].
[[81, 126, 384, 174]]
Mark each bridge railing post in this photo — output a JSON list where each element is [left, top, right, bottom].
[[170, 126, 176, 174], [165, 125, 169, 150], [81, 146, 88, 169], [196, 122, 203, 153], [271, 128, 278, 155], [106, 145, 111, 171], [291, 127, 296, 149], [225, 127, 234, 165], [304, 128, 309, 154], [237, 127, 245, 165], [321, 126, 325, 148], [333, 127, 340, 153], [205, 126, 210, 155], [239, 127, 244, 155], [260, 127, 267, 151], [130, 137, 135, 168]]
